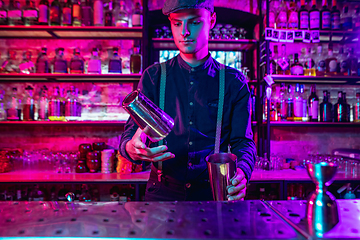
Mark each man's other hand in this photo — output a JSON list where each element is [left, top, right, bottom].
[[227, 168, 247, 201]]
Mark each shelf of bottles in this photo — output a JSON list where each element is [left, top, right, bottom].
[[270, 75, 360, 84], [266, 121, 360, 127], [0, 120, 127, 125]]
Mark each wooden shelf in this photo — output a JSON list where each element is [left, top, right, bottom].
[[270, 75, 360, 85], [0, 121, 128, 126], [266, 121, 360, 127], [0, 26, 143, 39], [152, 38, 257, 51], [0, 73, 141, 82]]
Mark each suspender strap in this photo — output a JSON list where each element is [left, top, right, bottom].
[[215, 64, 225, 154], [158, 62, 167, 173]]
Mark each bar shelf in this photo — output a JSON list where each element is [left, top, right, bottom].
[[270, 75, 360, 85], [152, 38, 258, 51], [0, 73, 141, 82], [0, 26, 143, 39], [265, 122, 360, 127], [0, 121, 127, 126]]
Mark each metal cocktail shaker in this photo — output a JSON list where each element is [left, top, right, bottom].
[[122, 90, 174, 141], [206, 153, 237, 201]]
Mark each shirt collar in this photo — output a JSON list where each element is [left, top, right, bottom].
[[177, 54, 214, 72]]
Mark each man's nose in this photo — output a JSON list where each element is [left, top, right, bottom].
[[181, 22, 190, 37]]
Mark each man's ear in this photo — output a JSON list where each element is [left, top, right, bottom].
[[210, 12, 216, 29]]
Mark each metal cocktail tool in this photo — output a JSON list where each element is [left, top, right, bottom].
[[306, 162, 339, 236], [122, 90, 174, 141], [206, 153, 237, 201]]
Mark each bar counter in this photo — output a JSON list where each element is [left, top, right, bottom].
[[0, 200, 359, 239]]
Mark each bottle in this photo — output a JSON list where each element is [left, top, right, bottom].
[[114, 0, 128, 27], [0, 0, 7, 25], [69, 47, 84, 73], [250, 85, 256, 121], [75, 87, 81, 118], [337, 47, 348, 75], [104, 0, 112, 26], [72, 0, 81, 26], [309, 0, 320, 30], [131, 1, 142, 27], [93, 0, 103, 26], [23, 85, 36, 121], [315, 45, 325, 76], [270, 48, 277, 75], [130, 45, 142, 74], [265, 0, 278, 28], [334, 91, 346, 122], [50, 0, 61, 25], [291, 53, 304, 75], [354, 92, 360, 123], [347, 47, 358, 76], [298, 0, 308, 30], [6, 87, 21, 121], [304, 47, 316, 76], [300, 84, 307, 121], [36, 47, 50, 73], [8, 0, 22, 25], [277, 44, 290, 75], [57, 185, 68, 201], [19, 50, 35, 74], [48, 87, 61, 119], [278, 83, 287, 120], [330, 0, 340, 30], [286, 85, 294, 120], [108, 47, 122, 73], [87, 47, 102, 73], [320, 90, 333, 122], [1, 49, 19, 73], [341, 5, 352, 30], [62, 0, 72, 26], [38, 0, 49, 25], [81, 0, 92, 26], [79, 184, 91, 202], [325, 43, 337, 75], [320, 0, 331, 30], [354, 7, 360, 31], [294, 83, 303, 120], [28, 185, 45, 201], [276, 0, 287, 29], [65, 89, 73, 119], [343, 92, 350, 122], [0, 90, 6, 121], [52, 47, 68, 73], [23, 0, 38, 26], [308, 84, 319, 122], [38, 86, 48, 121]]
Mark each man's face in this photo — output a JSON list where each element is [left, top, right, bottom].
[[169, 8, 216, 55]]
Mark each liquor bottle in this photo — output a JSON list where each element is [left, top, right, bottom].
[[304, 47, 316, 76], [131, 1, 142, 27], [62, 0, 72, 26], [320, 0, 331, 30], [50, 0, 61, 25], [52, 47, 68, 73], [354, 92, 360, 123], [325, 43, 337, 75], [333, 91, 345, 122], [8, 0, 22, 25], [294, 83, 303, 120], [75, 87, 81, 118], [64, 89, 73, 119], [87, 47, 101, 73], [278, 83, 287, 120], [114, 0, 128, 27], [19, 50, 35, 74], [23, 0, 38, 26], [38, 0, 49, 25], [36, 47, 50, 73], [265, 0, 278, 28], [72, 0, 81, 26], [354, 7, 360, 31], [309, 0, 320, 30], [347, 47, 358, 76], [48, 87, 61, 119], [286, 85, 294, 120], [320, 90, 332, 122], [290, 53, 304, 75], [276, 0, 287, 29], [315, 45, 325, 76], [81, 0, 92, 26], [69, 47, 84, 73], [1, 49, 19, 73], [0, 0, 7, 25], [0, 90, 5, 121], [341, 5, 352, 30], [104, 0, 112, 26], [277, 44, 290, 75], [330, 0, 340, 30], [250, 85, 256, 121], [300, 84, 307, 120], [38, 86, 48, 121], [23, 85, 35, 121], [6, 87, 21, 121], [308, 84, 319, 122], [59, 88, 66, 117], [298, 0, 308, 30], [93, 0, 103, 26], [337, 47, 348, 75], [108, 47, 122, 73], [343, 92, 350, 122], [269, 49, 276, 75], [130, 45, 142, 74]]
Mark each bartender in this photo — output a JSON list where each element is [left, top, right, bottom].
[[119, 0, 256, 201]]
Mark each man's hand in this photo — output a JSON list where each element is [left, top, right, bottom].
[[125, 128, 175, 162], [227, 168, 247, 201]]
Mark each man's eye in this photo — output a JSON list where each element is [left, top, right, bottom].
[[192, 21, 201, 25], [173, 22, 181, 27]]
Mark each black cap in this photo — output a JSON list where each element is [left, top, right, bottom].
[[162, 0, 214, 15]]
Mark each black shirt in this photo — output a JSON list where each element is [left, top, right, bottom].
[[119, 54, 256, 183]]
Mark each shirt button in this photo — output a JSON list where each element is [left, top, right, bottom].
[[188, 162, 192, 167], [185, 183, 191, 188], [189, 102, 193, 106], [189, 141, 193, 146], [190, 81, 194, 85], [189, 121, 193, 125], [191, 68, 195, 72]]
